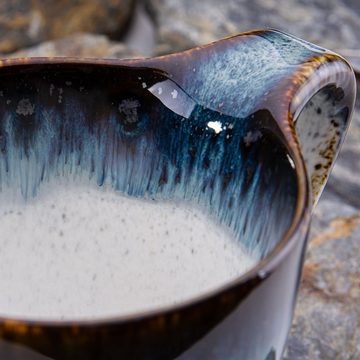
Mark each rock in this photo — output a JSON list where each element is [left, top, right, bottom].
[[0, 0, 135, 54], [283, 189, 360, 360], [3, 33, 141, 59], [122, 1, 157, 56], [150, 0, 360, 54]]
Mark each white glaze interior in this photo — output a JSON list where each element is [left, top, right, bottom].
[[0, 179, 257, 320]]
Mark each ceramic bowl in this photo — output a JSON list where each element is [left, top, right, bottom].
[[0, 29, 355, 360]]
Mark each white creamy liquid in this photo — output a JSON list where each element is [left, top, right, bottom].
[[0, 180, 257, 320]]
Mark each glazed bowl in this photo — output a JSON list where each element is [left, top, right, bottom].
[[0, 29, 355, 360]]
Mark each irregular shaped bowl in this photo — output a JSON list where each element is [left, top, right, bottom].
[[0, 29, 355, 359]]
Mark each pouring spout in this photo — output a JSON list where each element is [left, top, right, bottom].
[[135, 29, 357, 206]]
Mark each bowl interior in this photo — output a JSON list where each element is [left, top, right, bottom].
[[0, 63, 298, 317], [0, 63, 299, 255]]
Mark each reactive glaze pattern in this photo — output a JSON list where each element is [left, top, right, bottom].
[[0, 29, 355, 360], [0, 65, 296, 258]]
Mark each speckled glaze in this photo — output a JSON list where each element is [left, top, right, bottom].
[[0, 29, 355, 359]]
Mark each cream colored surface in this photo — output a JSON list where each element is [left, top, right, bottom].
[[0, 180, 256, 320]]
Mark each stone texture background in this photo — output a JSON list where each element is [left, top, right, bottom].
[[0, 0, 359, 359], [0, 0, 135, 53]]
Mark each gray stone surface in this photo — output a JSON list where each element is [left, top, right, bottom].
[[0, 0, 135, 53], [149, 0, 360, 54], [4, 33, 141, 59]]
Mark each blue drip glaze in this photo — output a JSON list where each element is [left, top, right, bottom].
[[0, 50, 299, 258]]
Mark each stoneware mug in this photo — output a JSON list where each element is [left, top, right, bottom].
[[0, 29, 356, 360]]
